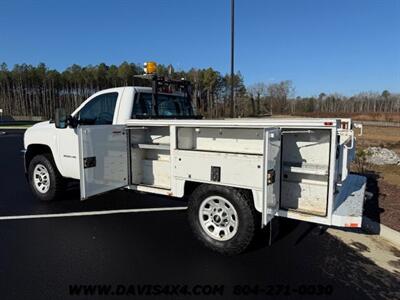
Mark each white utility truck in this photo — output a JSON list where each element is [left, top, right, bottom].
[[24, 65, 366, 254]]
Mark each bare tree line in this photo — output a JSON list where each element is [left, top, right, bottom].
[[0, 62, 398, 119], [247, 82, 400, 117], [290, 91, 400, 114]]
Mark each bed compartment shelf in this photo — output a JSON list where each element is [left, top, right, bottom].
[[283, 165, 328, 176], [128, 125, 172, 190], [131, 143, 170, 151]]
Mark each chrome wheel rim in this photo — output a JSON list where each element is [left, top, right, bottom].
[[33, 164, 50, 194], [199, 196, 239, 241]]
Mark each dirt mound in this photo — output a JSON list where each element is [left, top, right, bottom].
[[366, 147, 400, 165]]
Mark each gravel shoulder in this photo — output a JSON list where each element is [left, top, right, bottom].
[[354, 126, 400, 232]]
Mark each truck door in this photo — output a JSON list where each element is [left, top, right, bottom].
[[57, 91, 120, 180], [78, 125, 128, 200], [262, 128, 281, 226]]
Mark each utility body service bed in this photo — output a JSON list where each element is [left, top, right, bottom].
[[78, 117, 366, 229]]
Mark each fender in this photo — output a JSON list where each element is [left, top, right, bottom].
[[24, 121, 64, 177]]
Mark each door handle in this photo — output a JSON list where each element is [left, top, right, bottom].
[[267, 169, 275, 185]]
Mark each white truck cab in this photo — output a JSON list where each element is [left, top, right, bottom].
[[24, 74, 366, 255], [25, 86, 140, 180]]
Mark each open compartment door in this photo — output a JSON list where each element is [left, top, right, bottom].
[[78, 125, 128, 200], [262, 128, 281, 227]]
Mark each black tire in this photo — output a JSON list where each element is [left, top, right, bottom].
[[28, 153, 66, 201], [188, 184, 258, 255]]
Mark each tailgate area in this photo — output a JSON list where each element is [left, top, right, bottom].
[[332, 174, 366, 228]]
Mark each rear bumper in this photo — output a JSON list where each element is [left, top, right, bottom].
[[332, 174, 367, 228]]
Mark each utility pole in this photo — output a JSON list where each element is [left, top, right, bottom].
[[230, 0, 235, 118]]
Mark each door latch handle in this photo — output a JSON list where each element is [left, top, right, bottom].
[[267, 169, 275, 185], [83, 157, 96, 168]]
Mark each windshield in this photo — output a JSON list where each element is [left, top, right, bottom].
[[132, 92, 194, 118]]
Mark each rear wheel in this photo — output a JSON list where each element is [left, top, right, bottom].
[[188, 184, 257, 255], [28, 154, 66, 201]]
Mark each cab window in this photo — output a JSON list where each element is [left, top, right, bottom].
[[132, 92, 194, 118], [78, 92, 118, 125]]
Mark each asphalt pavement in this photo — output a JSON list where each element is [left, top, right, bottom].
[[0, 130, 398, 300]]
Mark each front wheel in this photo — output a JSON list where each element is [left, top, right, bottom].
[[28, 154, 66, 201], [188, 184, 258, 255]]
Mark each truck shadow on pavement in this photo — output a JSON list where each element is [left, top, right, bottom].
[[254, 218, 399, 300], [322, 231, 400, 300], [362, 172, 383, 227]]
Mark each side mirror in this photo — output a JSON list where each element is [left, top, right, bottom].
[[55, 108, 68, 129]]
